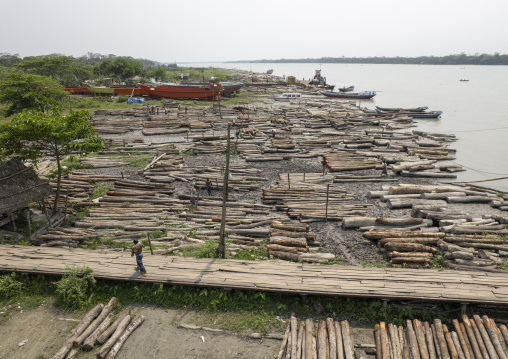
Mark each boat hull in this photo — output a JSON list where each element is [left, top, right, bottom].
[[138, 83, 223, 99], [376, 106, 428, 112], [64, 87, 90, 94], [320, 91, 376, 99]]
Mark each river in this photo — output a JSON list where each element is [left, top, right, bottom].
[[185, 62, 508, 192]]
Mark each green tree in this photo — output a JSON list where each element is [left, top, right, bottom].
[[0, 53, 22, 67], [93, 57, 144, 82], [0, 69, 67, 117], [0, 110, 104, 212], [149, 66, 167, 82]]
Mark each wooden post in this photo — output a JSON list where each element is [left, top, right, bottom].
[[304, 172, 306, 182], [27, 210, 31, 239], [325, 184, 330, 222], [217, 123, 231, 259], [147, 233, 154, 255], [64, 188, 69, 224], [288, 173, 291, 189]]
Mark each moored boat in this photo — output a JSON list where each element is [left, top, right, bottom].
[[84, 83, 145, 96], [138, 82, 223, 99], [338, 85, 354, 92], [179, 81, 244, 93], [375, 108, 442, 118], [376, 106, 428, 113], [273, 93, 302, 101], [320, 91, 376, 99], [64, 87, 90, 94]]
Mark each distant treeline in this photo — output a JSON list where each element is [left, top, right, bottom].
[[230, 53, 508, 65]]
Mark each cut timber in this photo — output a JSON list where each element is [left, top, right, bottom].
[[442, 324, 459, 359], [277, 324, 290, 359], [318, 321, 327, 359], [342, 320, 354, 359], [389, 185, 464, 195], [104, 315, 145, 359], [82, 312, 114, 351], [336, 321, 344, 359], [384, 242, 438, 254], [97, 315, 131, 359], [291, 316, 298, 359], [51, 303, 104, 359], [407, 319, 422, 359], [327, 318, 337, 359], [73, 297, 117, 347], [387, 199, 447, 209], [306, 319, 315, 359], [434, 319, 451, 359]]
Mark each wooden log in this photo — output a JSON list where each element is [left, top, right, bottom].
[[277, 324, 291, 359], [292, 316, 298, 359], [269, 250, 301, 262], [389, 186, 462, 195], [499, 326, 508, 352], [434, 319, 451, 359], [491, 320, 508, 358], [389, 323, 402, 359], [104, 315, 145, 359], [468, 318, 490, 359], [432, 323, 443, 359], [387, 199, 447, 209], [97, 315, 131, 359], [460, 323, 476, 359], [271, 236, 308, 248], [267, 244, 303, 253], [415, 320, 430, 359], [408, 319, 422, 359], [318, 321, 327, 359], [97, 308, 131, 345], [327, 318, 337, 359], [82, 312, 114, 351], [336, 321, 344, 359], [74, 297, 117, 347], [306, 319, 316, 359], [481, 316, 506, 359], [297, 322, 305, 359], [342, 320, 354, 359], [379, 323, 390, 359], [399, 325, 408, 354], [425, 322, 438, 359], [391, 257, 432, 264], [403, 345, 411, 359], [453, 319, 472, 359], [287, 330, 293, 359], [443, 324, 459, 359], [51, 303, 104, 359], [375, 324, 382, 359], [384, 242, 437, 253], [452, 331, 466, 359]]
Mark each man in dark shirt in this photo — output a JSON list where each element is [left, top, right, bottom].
[[131, 239, 147, 275]]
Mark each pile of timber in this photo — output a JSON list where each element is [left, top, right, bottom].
[[48, 178, 93, 205], [263, 174, 368, 223], [52, 297, 144, 359], [276, 316, 355, 359], [36, 227, 98, 247], [375, 316, 508, 359], [90, 116, 143, 134], [323, 152, 382, 172], [79, 157, 128, 169], [142, 117, 190, 135], [342, 217, 433, 231], [267, 220, 335, 263]]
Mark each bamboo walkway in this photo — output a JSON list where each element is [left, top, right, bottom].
[[1, 245, 507, 306]]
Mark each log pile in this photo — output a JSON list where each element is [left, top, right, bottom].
[[276, 316, 355, 359], [51, 298, 144, 359], [375, 316, 508, 359]]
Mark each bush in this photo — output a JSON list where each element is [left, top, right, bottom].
[[0, 273, 24, 299], [55, 266, 96, 309], [117, 94, 128, 103]]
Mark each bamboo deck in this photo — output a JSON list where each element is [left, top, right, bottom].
[[1, 245, 507, 305]]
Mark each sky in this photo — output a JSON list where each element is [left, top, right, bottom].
[[1, 0, 508, 63]]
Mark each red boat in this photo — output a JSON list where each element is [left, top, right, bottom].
[[64, 87, 90, 94], [138, 83, 223, 99]]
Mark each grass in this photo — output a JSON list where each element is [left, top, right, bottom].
[[91, 181, 114, 200]]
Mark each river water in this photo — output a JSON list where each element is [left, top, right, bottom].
[[186, 62, 508, 192]]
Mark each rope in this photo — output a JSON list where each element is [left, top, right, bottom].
[[450, 160, 508, 176]]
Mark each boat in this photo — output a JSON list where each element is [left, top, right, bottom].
[[84, 83, 145, 96], [64, 87, 90, 94], [138, 82, 223, 99], [375, 108, 442, 118], [267, 69, 273, 74], [179, 81, 244, 93], [338, 86, 354, 92], [375, 106, 428, 113], [273, 93, 302, 101], [319, 91, 376, 99], [309, 69, 335, 90], [460, 79, 469, 82]]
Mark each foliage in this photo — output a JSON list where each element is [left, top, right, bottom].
[[0, 110, 104, 211], [498, 257, 508, 271], [55, 266, 96, 309], [430, 254, 445, 271], [0, 273, 24, 299], [0, 69, 67, 116], [149, 67, 167, 82], [93, 57, 144, 82], [178, 239, 219, 258], [117, 94, 128, 103], [231, 247, 268, 260], [91, 182, 114, 200], [0, 53, 22, 67]]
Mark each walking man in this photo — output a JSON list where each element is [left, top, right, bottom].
[[205, 178, 213, 196], [131, 239, 147, 275]]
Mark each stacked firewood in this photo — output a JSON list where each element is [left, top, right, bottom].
[[375, 315, 508, 359], [52, 297, 144, 359], [276, 316, 355, 359]]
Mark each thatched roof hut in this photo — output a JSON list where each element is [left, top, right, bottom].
[[0, 160, 52, 226]]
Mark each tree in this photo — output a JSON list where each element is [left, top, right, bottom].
[[0, 110, 104, 212], [0, 70, 67, 116], [149, 66, 167, 82], [0, 53, 22, 67], [93, 57, 144, 82]]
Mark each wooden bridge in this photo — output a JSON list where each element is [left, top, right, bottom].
[[1, 245, 507, 306]]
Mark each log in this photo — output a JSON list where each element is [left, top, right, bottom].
[[387, 199, 447, 209], [391, 257, 432, 264], [389, 323, 402, 359], [97, 315, 131, 359], [287, 330, 292, 359], [415, 320, 430, 359], [267, 244, 303, 253], [375, 324, 382, 359], [51, 303, 104, 359], [73, 297, 117, 347], [389, 185, 462, 195], [336, 321, 344, 359], [452, 331, 466, 359], [434, 319, 451, 359], [491, 320, 508, 358], [460, 323, 476, 359], [425, 322, 438, 359], [277, 324, 291, 359], [453, 320, 472, 359], [327, 318, 337, 359], [432, 323, 443, 359], [306, 319, 316, 359], [104, 315, 145, 359], [269, 250, 301, 262], [82, 312, 114, 351], [481, 316, 506, 359], [379, 322, 390, 359], [443, 324, 459, 359], [297, 322, 305, 359], [292, 316, 298, 359], [318, 321, 327, 359], [408, 319, 422, 359], [499, 326, 508, 353], [271, 236, 308, 248], [468, 317, 490, 359], [342, 321, 354, 359], [384, 242, 437, 253]]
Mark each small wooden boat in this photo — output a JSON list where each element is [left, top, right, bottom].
[[320, 91, 376, 99], [84, 84, 145, 96], [138, 83, 223, 99], [273, 93, 302, 101], [338, 85, 354, 92], [180, 81, 244, 93], [267, 69, 274, 74], [375, 108, 442, 118], [376, 106, 428, 113]]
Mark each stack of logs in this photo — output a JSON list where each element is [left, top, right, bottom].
[[52, 297, 145, 359], [277, 316, 355, 359], [375, 315, 508, 359]]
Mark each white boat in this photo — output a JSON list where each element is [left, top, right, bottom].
[[273, 93, 302, 101]]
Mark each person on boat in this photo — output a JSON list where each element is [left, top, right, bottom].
[[131, 239, 147, 275]]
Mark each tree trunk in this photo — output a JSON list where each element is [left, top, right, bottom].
[[74, 297, 117, 347], [291, 316, 298, 359], [434, 319, 451, 359], [306, 319, 316, 359], [336, 321, 344, 359], [342, 321, 354, 359], [104, 315, 145, 359], [97, 315, 131, 359], [82, 313, 114, 351], [97, 307, 131, 344], [297, 322, 305, 359], [327, 318, 337, 359], [318, 321, 327, 359], [277, 324, 291, 359]]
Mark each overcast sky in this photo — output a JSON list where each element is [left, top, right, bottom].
[[1, 0, 507, 63]]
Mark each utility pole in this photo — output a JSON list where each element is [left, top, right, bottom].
[[217, 123, 231, 258]]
